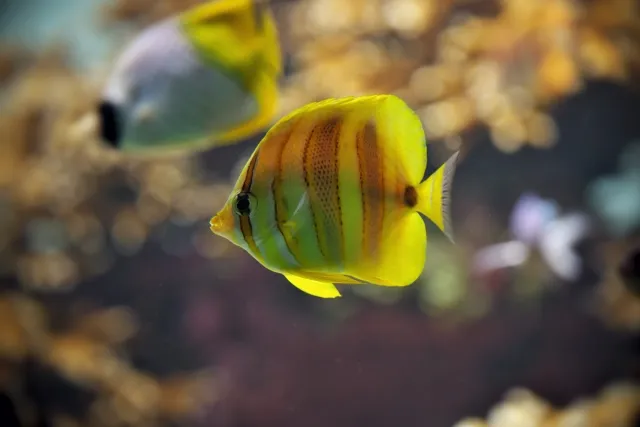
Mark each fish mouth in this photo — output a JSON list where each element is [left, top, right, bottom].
[[209, 205, 234, 236], [98, 101, 121, 148], [209, 215, 223, 235]]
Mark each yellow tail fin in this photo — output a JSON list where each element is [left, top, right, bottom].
[[255, 0, 282, 77], [181, 0, 282, 146], [416, 151, 459, 243]]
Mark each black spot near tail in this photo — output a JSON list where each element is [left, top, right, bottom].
[[98, 101, 121, 148], [404, 186, 418, 208]]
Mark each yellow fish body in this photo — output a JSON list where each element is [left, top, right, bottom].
[[98, 0, 281, 154], [210, 95, 459, 298]]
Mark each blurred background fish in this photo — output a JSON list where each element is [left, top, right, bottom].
[[98, 0, 282, 154]]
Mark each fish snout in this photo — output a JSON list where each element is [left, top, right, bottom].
[[209, 205, 234, 237]]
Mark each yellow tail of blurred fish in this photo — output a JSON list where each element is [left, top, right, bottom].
[[216, 0, 281, 144], [181, 0, 282, 144], [181, 0, 281, 76], [416, 151, 460, 243]]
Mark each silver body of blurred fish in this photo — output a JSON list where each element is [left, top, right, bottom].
[[99, 16, 258, 152]]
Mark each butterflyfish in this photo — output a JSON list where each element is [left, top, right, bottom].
[[98, 0, 281, 154], [210, 95, 459, 298]]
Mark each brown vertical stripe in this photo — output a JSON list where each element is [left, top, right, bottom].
[[239, 149, 260, 256], [356, 128, 367, 259], [272, 126, 301, 263], [312, 118, 343, 264], [239, 216, 258, 255], [302, 124, 324, 260], [241, 149, 259, 193], [355, 120, 384, 261], [333, 119, 344, 263], [302, 117, 344, 265]]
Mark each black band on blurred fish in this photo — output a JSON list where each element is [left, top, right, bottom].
[[98, 102, 121, 148]]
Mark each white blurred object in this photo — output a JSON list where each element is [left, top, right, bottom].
[[509, 193, 559, 245], [473, 241, 530, 274], [473, 193, 592, 282], [538, 212, 591, 281]]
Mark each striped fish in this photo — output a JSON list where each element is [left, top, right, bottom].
[[210, 95, 459, 298]]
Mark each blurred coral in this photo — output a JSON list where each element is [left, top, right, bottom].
[[0, 45, 31, 86], [279, 0, 640, 152], [596, 237, 640, 332], [102, 0, 204, 25], [0, 293, 47, 363], [0, 46, 233, 291], [455, 382, 640, 427], [0, 293, 217, 427]]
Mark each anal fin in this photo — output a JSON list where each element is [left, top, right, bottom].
[[283, 273, 341, 298]]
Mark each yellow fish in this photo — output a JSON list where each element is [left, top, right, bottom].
[[98, 0, 281, 154], [210, 95, 459, 298]]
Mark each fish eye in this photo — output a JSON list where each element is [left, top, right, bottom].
[[234, 192, 255, 216]]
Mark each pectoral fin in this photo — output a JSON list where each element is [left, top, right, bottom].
[[283, 273, 342, 298]]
